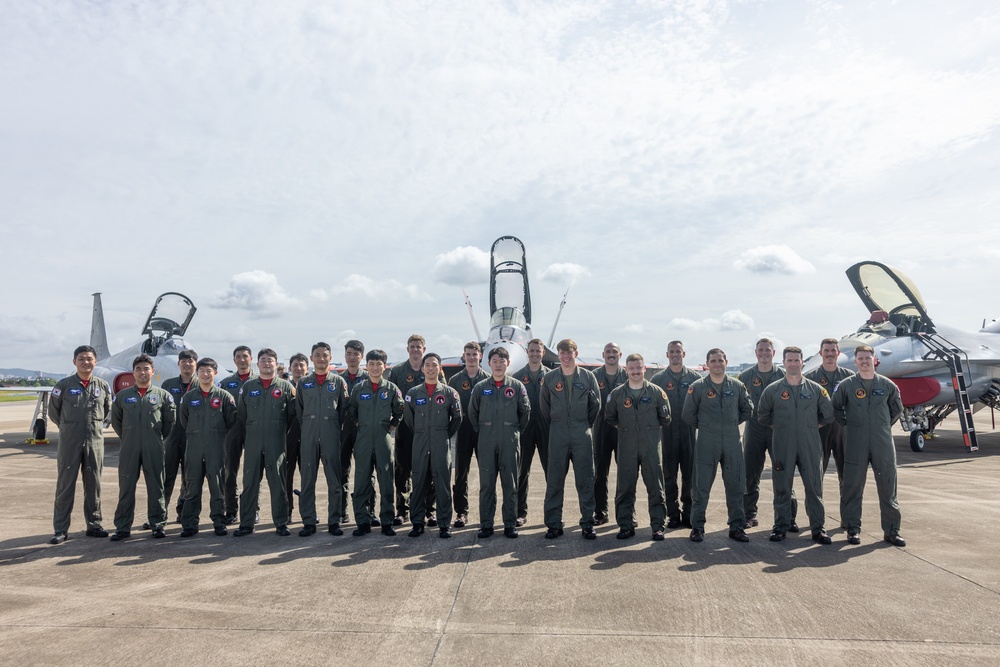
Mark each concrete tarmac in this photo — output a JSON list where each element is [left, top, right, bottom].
[[0, 400, 998, 666]]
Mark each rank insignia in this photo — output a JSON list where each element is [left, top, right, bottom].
[[504, 387, 515, 398], [271, 388, 282, 398], [855, 388, 867, 399]]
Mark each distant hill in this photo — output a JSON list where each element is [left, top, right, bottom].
[[0, 368, 62, 380]]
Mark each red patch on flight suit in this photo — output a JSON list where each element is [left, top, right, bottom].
[[780, 390, 790, 400], [666, 381, 675, 390], [522, 376, 529, 383], [819, 377, 829, 385], [504, 387, 515, 398], [435, 395, 446, 405], [687, 387, 694, 395], [752, 377, 762, 387], [462, 381, 471, 391], [623, 397, 633, 408], [706, 389, 717, 398], [271, 388, 282, 398], [855, 388, 867, 399], [554, 382, 564, 392], [210, 397, 222, 409], [598, 380, 606, 389]]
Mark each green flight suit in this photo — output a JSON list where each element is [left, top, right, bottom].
[[220, 370, 257, 518], [512, 364, 548, 520], [593, 366, 628, 519], [805, 365, 854, 482], [832, 373, 904, 537], [469, 376, 530, 530], [739, 365, 794, 522], [110, 385, 175, 533], [682, 376, 753, 532], [179, 387, 238, 531], [49, 374, 113, 534], [161, 376, 195, 516], [541, 366, 601, 529], [404, 383, 462, 527], [347, 378, 404, 526], [388, 362, 426, 518], [448, 367, 490, 517], [757, 378, 834, 535], [237, 377, 296, 530], [650, 366, 701, 523], [339, 368, 370, 519], [297, 372, 350, 528], [605, 381, 670, 531]]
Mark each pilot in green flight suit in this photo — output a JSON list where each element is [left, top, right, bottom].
[[404, 353, 463, 537], [179, 358, 238, 536], [605, 353, 670, 540], [348, 349, 405, 535], [48, 345, 113, 543], [682, 348, 753, 542], [540, 339, 601, 539], [832, 344, 905, 546], [469, 347, 531, 538], [234, 349, 296, 536], [110, 354, 175, 539], [296, 342, 351, 536], [756, 347, 834, 543]]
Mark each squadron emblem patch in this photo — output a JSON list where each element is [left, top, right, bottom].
[[435, 395, 446, 405], [554, 382, 564, 392], [707, 389, 717, 398], [780, 390, 790, 400], [666, 381, 675, 391], [210, 397, 222, 409], [504, 387, 515, 398], [462, 381, 471, 391], [855, 388, 867, 399], [752, 377, 762, 387], [271, 388, 282, 398], [623, 397, 633, 408]]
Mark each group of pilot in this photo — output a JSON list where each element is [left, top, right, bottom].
[[46, 335, 906, 550]]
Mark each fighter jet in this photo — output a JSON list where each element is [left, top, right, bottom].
[[822, 261, 1000, 452], [4, 292, 198, 443]]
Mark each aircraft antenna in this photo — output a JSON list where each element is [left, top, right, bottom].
[[463, 289, 483, 342], [547, 289, 569, 348]]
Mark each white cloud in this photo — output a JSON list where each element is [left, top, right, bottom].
[[720, 309, 754, 331], [432, 246, 490, 285], [734, 246, 816, 275], [667, 310, 754, 332], [623, 324, 645, 334], [210, 271, 300, 314], [539, 263, 591, 286], [328, 274, 432, 302]]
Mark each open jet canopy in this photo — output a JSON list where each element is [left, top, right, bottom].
[[847, 261, 934, 333], [141, 292, 197, 338], [490, 236, 531, 325]]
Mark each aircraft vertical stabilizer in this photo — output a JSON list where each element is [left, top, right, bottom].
[[90, 293, 110, 360]]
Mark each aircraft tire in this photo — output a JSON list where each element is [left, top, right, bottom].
[[909, 430, 925, 452], [33, 418, 46, 441]]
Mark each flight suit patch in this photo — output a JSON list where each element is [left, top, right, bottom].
[[623, 397, 633, 408], [722, 390, 734, 397], [573, 382, 585, 390], [69, 388, 83, 395], [640, 396, 652, 403], [666, 381, 675, 390], [148, 395, 158, 404], [752, 377, 762, 387], [406, 374, 414, 383], [327, 383, 337, 393], [210, 397, 222, 409], [360, 393, 372, 401], [504, 387, 515, 398], [303, 382, 315, 389], [819, 377, 829, 385], [405, 394, 412, 402], [855, 388, 867, 399], [125, 396, 138, 404], [800, 392, 813, 399], [522, 376, 529, 383], [554, 382, 564, 392], [598, 380, 606, 389], [872, 388, 886, 396], [706, 390, 717, 398], [380, 391, 389, 400], [249, 390, 261, 397], [483, 389, 494, 395], [226, 382, 239, 389], [52, 388, 62, 397], [435, 395, 446, 405], [462, 381, 471, 391], [780, 390, 790, 400], [190, 399, 202, 407], [271, 388, 282, 398], [415, 398, 427, 405]]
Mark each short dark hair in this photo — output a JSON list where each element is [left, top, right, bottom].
[[463, 341, 482, 353], [257, 348, 278, 361], [706, 348, 727, 363], [345, 340, 365, 354], [625, 353, 644, 364], [488, 347, 510, 361], [132, 353, 155, 369], [782, 346, 803, 360], [820, 338, 839, 348], [73, 345, 97, 359], [233, 345, 252, 357], [289, 353, 308, 365], [854, 344, 875, 356], [366, 349, 388, 363], [422, 352, 443, 367], [556, 339, 577, 353], [197, 358, 218, 372], [311, 341, 332, 354], [178, 349, 198, 361]]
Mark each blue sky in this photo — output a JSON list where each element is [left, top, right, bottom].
[[2, 1, 999, 373]]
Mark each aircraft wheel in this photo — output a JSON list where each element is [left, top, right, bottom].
[[909, 430, 925, 452], [33, 418, 47, 441]]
